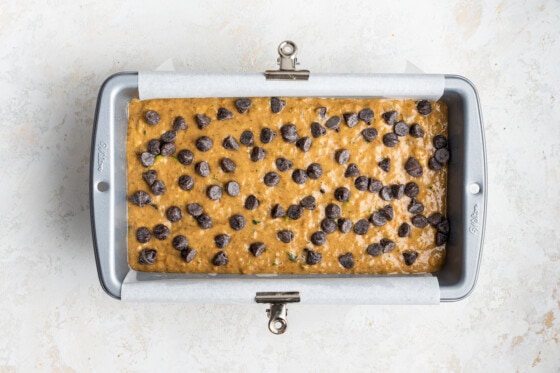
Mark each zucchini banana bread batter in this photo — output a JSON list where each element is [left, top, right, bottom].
[[127, 97, 450, 274]]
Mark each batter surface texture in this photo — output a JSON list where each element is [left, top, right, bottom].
[[127, 97, 449, 274]]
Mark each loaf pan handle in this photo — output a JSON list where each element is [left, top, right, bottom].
[[440, 75, 487, 301], [90, 72, 139, 299]]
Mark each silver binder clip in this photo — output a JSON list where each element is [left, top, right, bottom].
[[255, 291, 301, 334], [265, 41, 310, 81]]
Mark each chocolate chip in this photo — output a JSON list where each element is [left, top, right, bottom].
[[411, 214, 429, 228], [250, 146, 266, 162], [381, 204, 394, 221], [378, 158, 391, 172], [229, 214, 246, 230], [145, 110, 160, 125], [214, 234, 231, 249], [277, 230, 294, 243], [220, 158, 236, 173], [178, 175, 194, 191], [217, 108, 233, 120], [383, 133, 399, 147], [130, 191, 152, 207], [292, 169, 308, 184], [405, 157, 423, 177], [195, 161, 210, 177], [150, 180, 167, 201], [300, 196, 316, 210], [382, 111, 398, 125], [428, 213, 443, 227], [334, 187, 350, 202], [160, 142, 176, 156], [173, 116, 187, 131], [325, 203, 341, 219], [344, 163, 360, 178], [437, 219, 450, 234], [260, 128, 277, 144], [370, 212, 387, 227], [334, 149, 350, 165], [409, 123, 424, 138], [140, 152, 155, 167], [222, 135, 240, 150], [142, 170, 157, 186], [417, 100, 432, 115], [296, 136, 312, 152], [271, 204, 286, 218], [361, 128, 378, 142], [428, 157, 443, 171], [359, 108, 374, 125], [433, 135, 448, 149], [206, 185, 223, 200], [280, 124, 298, 143], [244, 195, 259, 210], [225, 181, 240, 197], [212, 251, 228, 266], [195, 114, 211, 129], [398, 223, 411, 238], [305, 249, 322, 265], [275, 158, 293, 172], [325, 116, 341, 131], [166, 206, 182, 222], [321, 218, 337, 234], [240, 130, 254, 146], [287, 205, 303, 220], [436, 232, 448, 246], [147, 139, 161, 155], [408, 198, 424, 214], [343, 113, 358, 128], [310, 231, 326, 246], [391, 184, 404, 200], [354, 176, 369, 191], [353, 219, 370, 235], [379, 186, 393, 201], [368, 178, 383, 193], [195, 136, 213, 152], [264, 172, 280, 187], [380, 238, 396, 253], [339, 253, 355, 269], [403, 251, 418, 265], [161, 131, 176, 144], [306, 163, 323, 179], [186, 203, 203, 217], [249, 242, 266, 257], [139, 249, 157, 264], [181, 248, 197, 263], [197, 214, 213, 229], [271, 97, 286, 113], [338, 218, 352, 233], [404, 182, 419, 198], [435, 148, 450, 164], [311, 122, 327, 138], [136, 227, 151, 243], [153, 224, 170, 240], [317, 107, 327, 119], [176, 149, 194, 166], [394, 121, 409, 137], [235, 98, 252, 114], [366, 243, 383, 256], [172, 235, 189, 250]]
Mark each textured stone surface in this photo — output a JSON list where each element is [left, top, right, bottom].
[[1, 0, 559, 371]]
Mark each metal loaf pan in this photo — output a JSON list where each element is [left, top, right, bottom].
[[90, 71, 486, 303]]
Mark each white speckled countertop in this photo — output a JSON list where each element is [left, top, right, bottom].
[[1, 0, 559, 371]]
